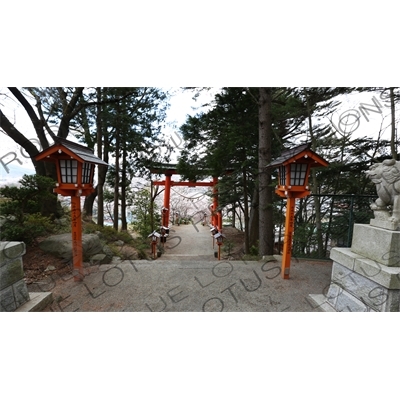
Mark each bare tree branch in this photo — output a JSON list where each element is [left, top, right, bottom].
[[8, 87, 50, 149], [0, 108, 45, 174], [27, 88, 57, 140]]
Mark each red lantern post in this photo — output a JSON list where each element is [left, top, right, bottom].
[[70, 195, 83, 279], [35, 138, 108, 281], [268, 143, 329, 279]]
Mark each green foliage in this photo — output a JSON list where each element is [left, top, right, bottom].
[[83, 223, 134, 244], [241, 252, 261, 261], [249, 244, 259, 256], [0, 174, 57, 220], [98, 87, 171, 175], [134, 241, 150, 260], [0, 213, 54, 244], [0, 174, 58, 244], [222, 239, 234, 256], [130, 188, 158, 239]]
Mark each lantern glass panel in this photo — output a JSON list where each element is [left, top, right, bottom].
[[279, 166, 286, 185], [290, 163, 308, 186], [60, 159, 78, 183], [82, 162, 93, 184]]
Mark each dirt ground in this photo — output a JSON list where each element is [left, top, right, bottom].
[[23, 241, 76, 285]]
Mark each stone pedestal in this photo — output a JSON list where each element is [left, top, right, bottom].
[[0, 242, 30, 311], [1, 241, 52, 312], [309, 224, 400, 312]]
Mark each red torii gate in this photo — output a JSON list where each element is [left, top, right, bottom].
[[150, 164, 222, 231]]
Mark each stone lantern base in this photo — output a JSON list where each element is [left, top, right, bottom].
[[309, 224, 400, 312]]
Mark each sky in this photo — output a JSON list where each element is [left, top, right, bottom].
[[323, 90, 397, 142]]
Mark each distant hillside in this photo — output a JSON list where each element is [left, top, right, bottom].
[[0, 163, 36, 187]]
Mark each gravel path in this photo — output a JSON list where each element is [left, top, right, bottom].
[[31, 223, 333, 312]]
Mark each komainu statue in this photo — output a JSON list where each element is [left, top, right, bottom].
[[365, 159, 400, 229]]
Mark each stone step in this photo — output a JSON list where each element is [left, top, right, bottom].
[[130, 259, 265, 266], [15, 292, 53, 312], [307, 294, 337, 312]]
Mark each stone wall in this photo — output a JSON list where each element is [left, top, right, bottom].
[[0, 242, 30, 312]]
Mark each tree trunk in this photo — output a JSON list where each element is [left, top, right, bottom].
[[306, 90, 324, 257], [150, 182, 154, 231], [121, 145, 128, 231], [235, 208, 243, 231], [390, 87, 397, 160], [248, 186, 259, 249], [98, 93, 110, 227], [258, 87, 274, 256], [97, 88, 105, 226], [113, 129, 120, 231], [242, 166, 250, 254], [83, 88, 109, 223], [83, 191, 96, 221]]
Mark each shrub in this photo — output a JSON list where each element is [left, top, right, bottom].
[[250, 245, 259, 256], [83, 223, 134, 244], [0, 213, 54, 244], [130, 188, 159, 239], [222, 239, 234, 256], [0, 174, 59, 244], [0, 174, 58, 219]]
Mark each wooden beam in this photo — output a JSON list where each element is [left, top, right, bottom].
[[152, 180, 214, 187]]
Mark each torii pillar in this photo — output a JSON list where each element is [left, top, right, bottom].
[[212, 176, 221, 230], [163, 173, 172, 227]]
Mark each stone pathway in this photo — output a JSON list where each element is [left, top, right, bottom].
[[29, 223, 332, 312]]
